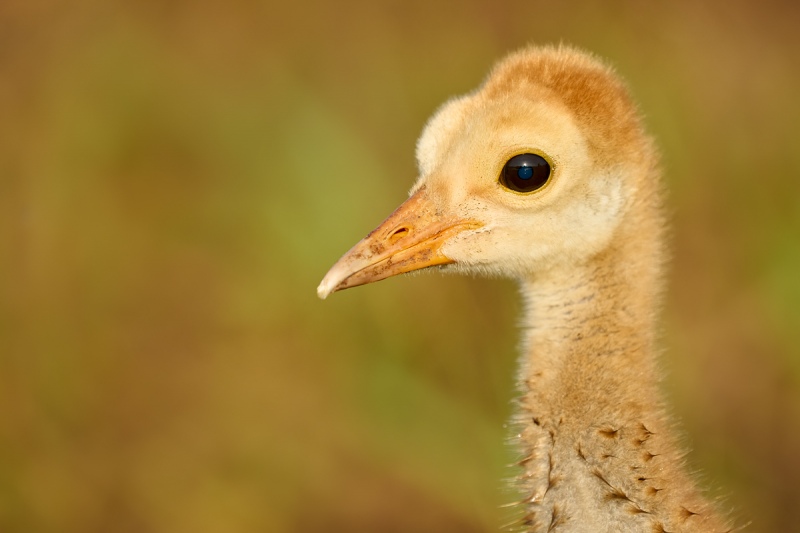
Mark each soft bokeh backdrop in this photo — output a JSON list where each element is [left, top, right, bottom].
[[1, 1, 799, 532]]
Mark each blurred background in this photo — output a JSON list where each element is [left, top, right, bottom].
[[1, 0, 799, 531]]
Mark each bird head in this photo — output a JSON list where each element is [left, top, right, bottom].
[[318, 46, 654, 299]]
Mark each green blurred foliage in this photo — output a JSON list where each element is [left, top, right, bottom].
[[0, 1, 798, 531]]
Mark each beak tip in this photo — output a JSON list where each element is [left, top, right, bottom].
[[316, 281, 332, 300], [317, 269, 343, 300]]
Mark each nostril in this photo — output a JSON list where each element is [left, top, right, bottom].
[[388, 226, 409, 243]]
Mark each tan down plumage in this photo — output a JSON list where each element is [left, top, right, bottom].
[[318, 45, 732, 533]]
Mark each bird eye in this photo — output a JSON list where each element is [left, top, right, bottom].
[[499, 153, 551, 193]]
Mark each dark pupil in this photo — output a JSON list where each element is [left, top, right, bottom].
[[501, 153, 550, 193]]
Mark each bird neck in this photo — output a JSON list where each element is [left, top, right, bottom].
[[510, 231, 728, 531], [517, 242, 661, 434]]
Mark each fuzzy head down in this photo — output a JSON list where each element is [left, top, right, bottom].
[[411, 45, 659, 280]]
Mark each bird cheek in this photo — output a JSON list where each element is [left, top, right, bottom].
[[440, 226, 495, 266]]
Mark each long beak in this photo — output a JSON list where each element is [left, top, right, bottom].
[[317, 187, 482, 299]]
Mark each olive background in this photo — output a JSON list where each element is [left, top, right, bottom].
[[1, 1, 799, 532]]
